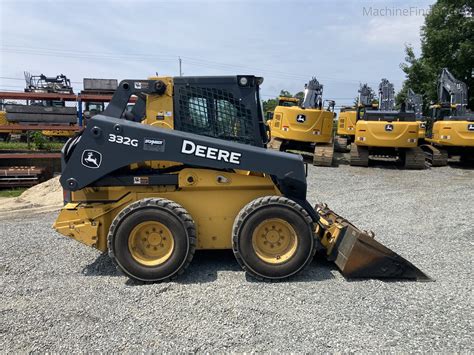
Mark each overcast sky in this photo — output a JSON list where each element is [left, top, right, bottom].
[[0, 0, 434, 107]]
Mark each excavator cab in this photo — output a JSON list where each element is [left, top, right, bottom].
[[277, 97, 300, 107], [53, 75, 429, 282]]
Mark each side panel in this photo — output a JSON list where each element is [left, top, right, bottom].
[[269, 106, 333, 143], [143, 76, 174, 129], [0, 111, 25, 134], [53, 169, 280, 251], [337, 110, 357, 136], [418, 121, 426, 139], [355, 121, 419, 148], [426, 121, 474, 147]]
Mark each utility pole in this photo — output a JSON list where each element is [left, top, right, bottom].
[[179, 57, 183, 76]]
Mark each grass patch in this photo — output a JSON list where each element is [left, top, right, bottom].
[[0, 141, 64, 151], [0, 188, 27, 198]]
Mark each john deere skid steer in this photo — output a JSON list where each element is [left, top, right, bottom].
[[53, 75, 428, 282]]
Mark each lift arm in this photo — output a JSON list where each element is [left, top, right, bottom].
[[60, 114, 313, 215]]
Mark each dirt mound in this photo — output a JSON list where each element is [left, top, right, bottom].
[[0, 176, 63, 217]]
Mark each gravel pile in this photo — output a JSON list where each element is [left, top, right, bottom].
[[0, 176, 63, 218], [1, 164, 473, 352]]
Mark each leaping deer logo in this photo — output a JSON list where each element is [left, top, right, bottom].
[[81, 150, 102, 169]]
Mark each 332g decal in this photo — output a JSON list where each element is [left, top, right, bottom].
[[108, 134, 139, 147]]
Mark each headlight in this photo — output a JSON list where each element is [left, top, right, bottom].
[[239, 77, 248, 86]]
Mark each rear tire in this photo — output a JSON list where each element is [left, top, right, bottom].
[[232, 196, 316, 281], [108, 198, 196, 282]]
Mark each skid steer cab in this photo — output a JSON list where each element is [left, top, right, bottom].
[[54, 75, 429, 282]]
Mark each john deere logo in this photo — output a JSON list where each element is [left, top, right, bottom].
[[296, 114, 306, 123], [385, 124, 394, 132], [81, 150, 102, 169], [468, 124, 474, 131]]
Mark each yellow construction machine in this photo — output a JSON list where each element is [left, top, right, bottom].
[[334, 83, 377, 152], [421, 68, 474, 166], [350, 79, 425, 169], [267, 78, 336, 166], [52, 75, 428, 282], [0, 110, 19, 141], [0, 73, 78, 141]]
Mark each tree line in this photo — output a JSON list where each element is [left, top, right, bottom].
[[263, 1, 473, 115]]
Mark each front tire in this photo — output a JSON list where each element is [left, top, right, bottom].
[[108, 198, 196, 282], [232, 196, 316, 281]]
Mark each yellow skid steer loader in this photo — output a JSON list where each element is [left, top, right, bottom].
[[53, 75, 429, 282]]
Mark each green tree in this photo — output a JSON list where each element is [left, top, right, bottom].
[[262, 97, 278, 113], [262, 90, 296, 113], [279, 90, 292, 98], [294, 91, 305, 101], [399, 1, 474, 111]]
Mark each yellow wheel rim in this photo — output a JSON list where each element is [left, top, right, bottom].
[[128, 221, 174, 266], [251, 218, 298, 264]]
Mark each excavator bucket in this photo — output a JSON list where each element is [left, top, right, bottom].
[[315, 204, 431, 281]]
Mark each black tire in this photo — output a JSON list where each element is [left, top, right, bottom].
[[232, 196, 316, 281], [108, 198, 196, 282]]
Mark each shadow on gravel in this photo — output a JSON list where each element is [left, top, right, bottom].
[[177, 250, 242, 284], [80, 250, 337, 284], [82, 253, 120, 277], [448, 161, 474, 170], [244, 258, 337, 283]]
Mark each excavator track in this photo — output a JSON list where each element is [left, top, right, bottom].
[[404, 147, 426, 169], [334, 136, 349, 152], [313, 143, 334, 166], [420, 144, 448, 166], [460, 151, 474, 165], [349, 144, 369, 167]]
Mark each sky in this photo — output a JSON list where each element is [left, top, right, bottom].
[[0, 0, 435, 107]]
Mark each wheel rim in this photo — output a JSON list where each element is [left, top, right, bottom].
[[251, 218, 298, 264], [128, 221, 174, 266]]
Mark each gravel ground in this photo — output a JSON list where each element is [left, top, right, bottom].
[[1, 163, 473, 352]]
